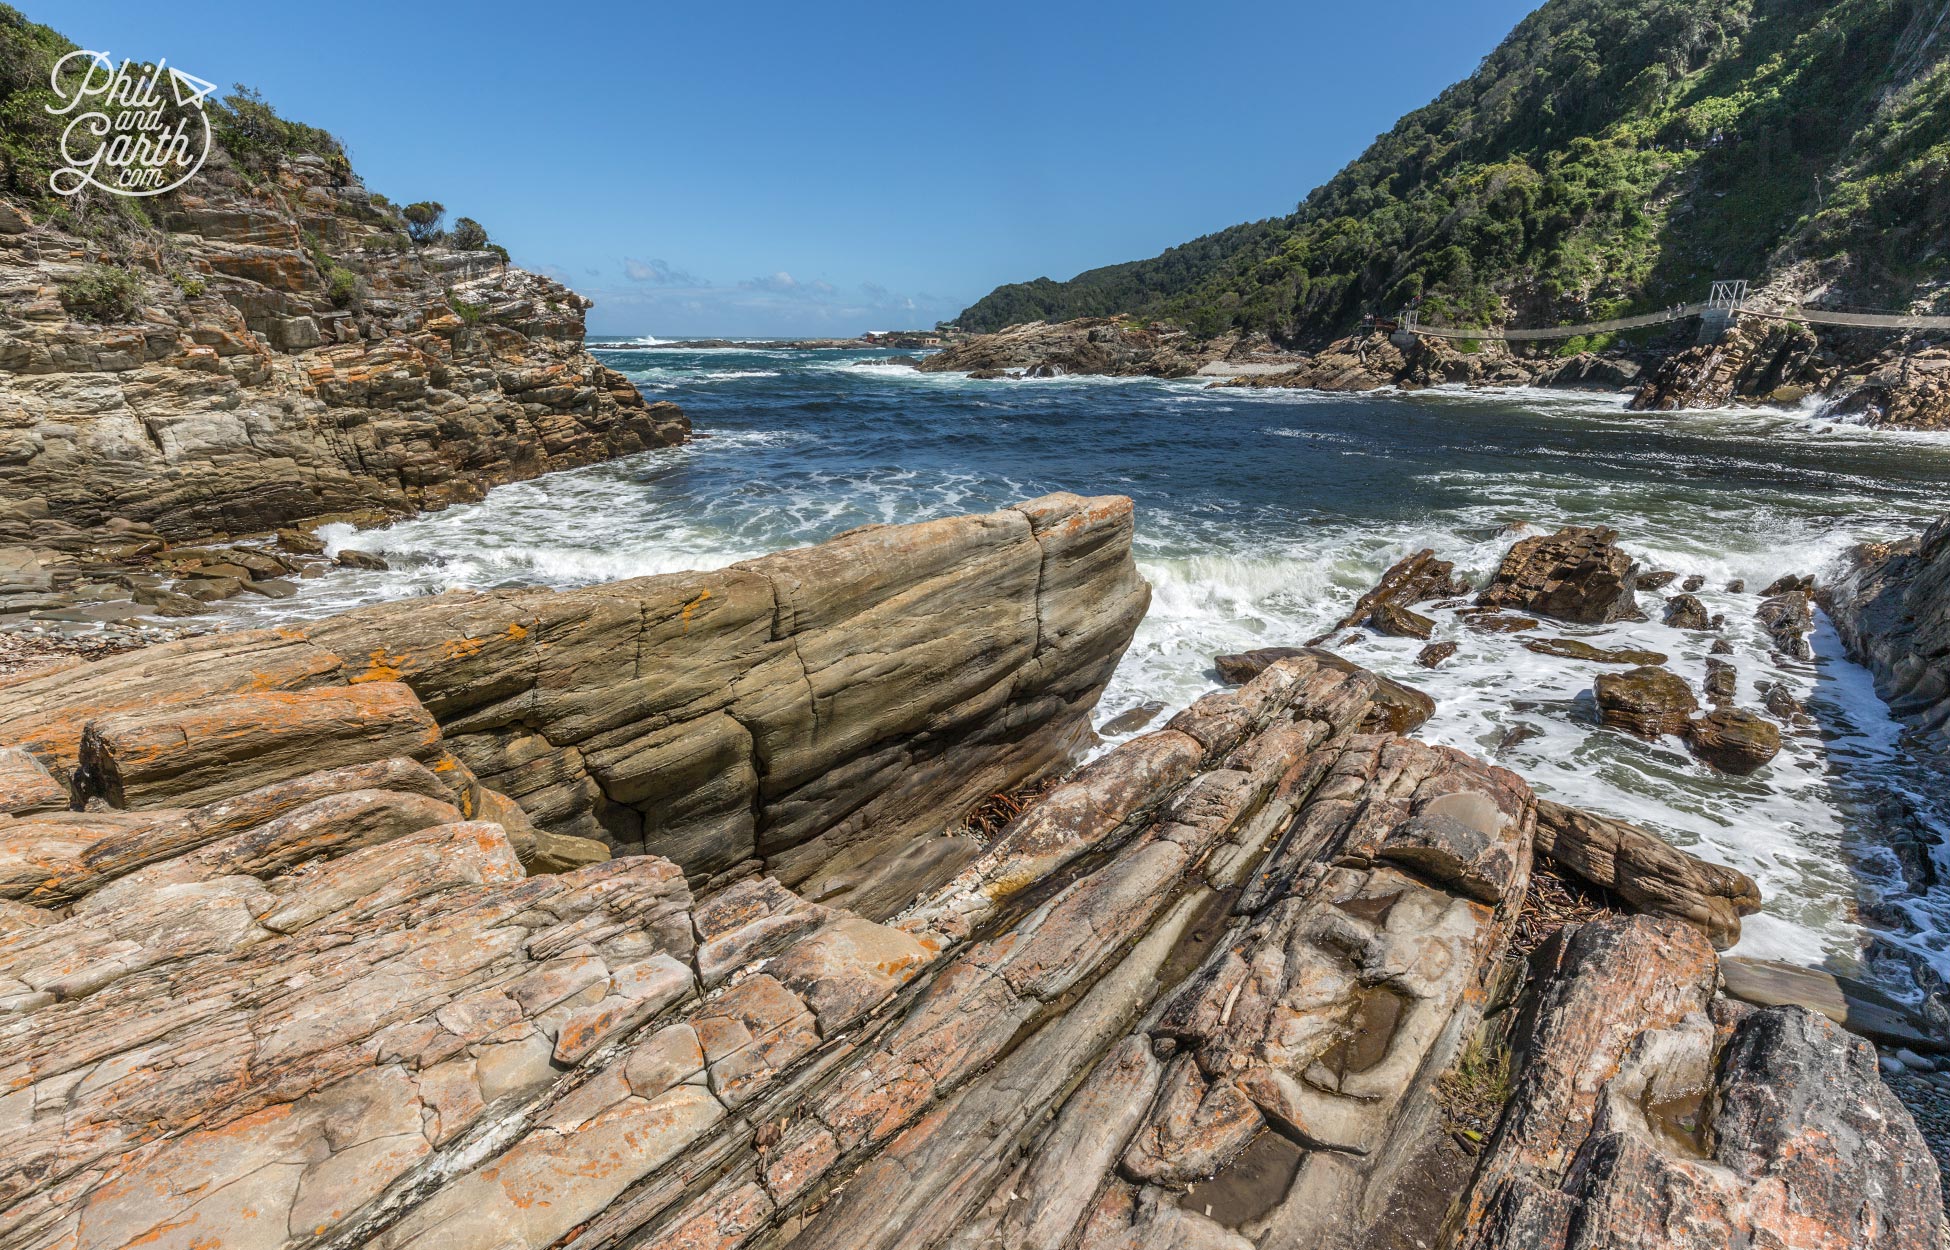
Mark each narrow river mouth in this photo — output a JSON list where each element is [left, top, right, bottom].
[[200, 344, 1950, 1005]]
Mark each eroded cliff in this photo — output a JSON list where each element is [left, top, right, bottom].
[[0, 152, 686, 543]]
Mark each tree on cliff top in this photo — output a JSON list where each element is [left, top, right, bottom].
[[403, 201, 446, 245]]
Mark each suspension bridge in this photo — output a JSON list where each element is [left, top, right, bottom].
[[1378, 280, 1950, 345]]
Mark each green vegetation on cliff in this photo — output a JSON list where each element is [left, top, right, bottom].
[[0, 4, 508, 262], [956, 0, 1950, 341]]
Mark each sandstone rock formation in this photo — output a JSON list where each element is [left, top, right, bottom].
[[1630, 318, 1823, 411], [1475, 526, 1640, 624], [916, 318, 1230, 378], [0, 504, 1933, 1250], [1, 493, 1148, 905], [1531, 800, 1759, 948], [1457, 917, 1940, 1250], [1825, 514, 1950, 752], [0, 158, 687, 543], [1320, 547, 1469, 639], [1824, 345, 1950, 430], [1595, 666, 1699, 738]]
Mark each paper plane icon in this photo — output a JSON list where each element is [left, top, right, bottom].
[[165, 63, 218, 108]]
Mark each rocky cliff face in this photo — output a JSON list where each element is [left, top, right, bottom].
[[1826, 514, 1950, 752], [0, 152, 687, 544], [0, 501, 1934, 1250]]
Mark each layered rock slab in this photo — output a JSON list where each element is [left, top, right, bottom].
[[0, 493, 1148, 898]]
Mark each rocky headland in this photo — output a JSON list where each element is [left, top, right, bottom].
[[0, 120, 686, 660], [917, 314, 1950, 428], [0, 496, 1941, 1249]]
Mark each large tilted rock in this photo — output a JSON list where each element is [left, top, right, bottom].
[[1457, 917, 1942, 1250], [1825, 514, 1950, 751], [1532, 800, 1759, 948], [1476, 526, 1640, 624], [0, 494, 1148, 903], [0, 512, 1928, 1250], [1214, 646, 1435, 736], [1320, 547, 1469, 638], [1629, 317, 1821, 412]]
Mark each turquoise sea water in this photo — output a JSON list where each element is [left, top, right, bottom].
[[225, 342, 1950, 1002]]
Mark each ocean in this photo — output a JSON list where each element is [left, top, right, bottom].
[[220, 341, 1950, 1002]]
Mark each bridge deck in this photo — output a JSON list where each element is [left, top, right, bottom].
[[1411, 302, 1950, 342]]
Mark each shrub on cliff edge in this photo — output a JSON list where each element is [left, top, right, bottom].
[[59, 266, 142, 322]]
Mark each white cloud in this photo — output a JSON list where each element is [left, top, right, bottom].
[[623, 257, 705, 286]]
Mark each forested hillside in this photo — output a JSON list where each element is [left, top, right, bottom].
[[956, 0, 1950, 341]]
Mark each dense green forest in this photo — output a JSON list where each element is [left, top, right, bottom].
[[956, 0, 1950, 341]]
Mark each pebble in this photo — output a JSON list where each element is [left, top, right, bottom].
[[1896, 1048, 1934, 1071]]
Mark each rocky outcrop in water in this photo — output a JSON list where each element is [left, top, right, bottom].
[[916, 317, 1228, 378], [1475, 525, 1640, 624], [1826, 514, 1950, 752], [0, 501, 1932, 1250], [1824, 345, 1950, 430]]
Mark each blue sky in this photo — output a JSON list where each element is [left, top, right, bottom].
[[42, 1, 1538, 336]]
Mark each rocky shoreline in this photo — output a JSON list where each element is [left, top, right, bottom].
[[0, 150, 687, 661], [918, 315, 1950, 429], [0, 496, 1942, 1248]]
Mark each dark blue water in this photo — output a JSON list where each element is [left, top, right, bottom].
[[228, 343, 1950, 987]]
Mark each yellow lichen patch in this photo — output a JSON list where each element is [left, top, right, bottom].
[[680, 588, 713, 633], [354, 647, 410, 683], [442, 636, 486, 660], [506, 622, 529, 640]]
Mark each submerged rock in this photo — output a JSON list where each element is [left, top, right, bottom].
[[335, 547, 390, 571], [1523, 637, 1667, 666]]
